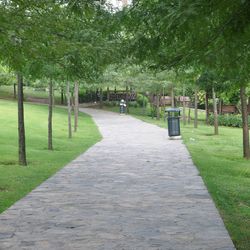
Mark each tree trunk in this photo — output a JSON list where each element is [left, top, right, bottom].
[[182, 86, 186, 125], [194, 87, 198, 128], [74, 82, 79, 132], [171, 84, 175, 108], [205, 91, 209, 125], [13, 83, 17, 99], [156, 93, 160, 120], [188, 101, 191, 124], [67, 82, 72, 139], [125, 85, 129, 114], [48, 80, 53, 150], [61, 87, 64, 105], [240, 86, 250, 159], [142, 93, 146, 116], [212, 87, 219, 135], [218, 99, 222, 115], [17, 73, 27, 166], [99, 87, 103, 109], [107, 87, 110, 102]]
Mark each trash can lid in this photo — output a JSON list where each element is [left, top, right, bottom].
[[165, 108, 180, 112]]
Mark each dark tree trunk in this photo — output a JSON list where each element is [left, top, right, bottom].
[[107, 87, 110, 102], [13, 83, 17, 99], [171, 84, 175, 108], [95, 88, 98, 102], [99, 87, 103, 109], [67, 82, 72, 139], [114, 86, 117, 101], [194, 87, 198, 128], [212, 87, 219, 135], [156, 93, 160, 120], [48, 80, 53, 150], [17, 73, 27, 166], [240, 86, 250, 159], [125, 86, 129, 114], [74, 82, 79, 132], [182, 86, 186, 125], [188, 101, 191, 124], [218, 99, 222, 115], [61, 87, 64, 105], [205, 91, 209, 125], [142, 93, 146, 116]]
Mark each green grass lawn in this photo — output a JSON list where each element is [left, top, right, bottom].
[[0, 99, 101, 213], [103, 105, 250, 250], [0, 85, 62, 103]]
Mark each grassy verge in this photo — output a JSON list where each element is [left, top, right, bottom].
[[103, 105, 250, 250], [0, 85, 61, 103], [0, 99, 101, 213]]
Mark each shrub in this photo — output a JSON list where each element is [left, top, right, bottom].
[[136, 94, 149, 107], [208, 114, 250, 128]]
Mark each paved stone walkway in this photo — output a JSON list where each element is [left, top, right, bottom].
[[0, 109, 235, 250]]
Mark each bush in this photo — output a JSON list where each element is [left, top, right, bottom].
[[136, 94, 149, 107], [208, 114, 250, 128], [129, 101, 139, 108]]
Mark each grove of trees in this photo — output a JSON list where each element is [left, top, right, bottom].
[[0, 0, 250, 162]]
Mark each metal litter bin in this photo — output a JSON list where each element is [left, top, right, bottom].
[[166, 108, 181, 137]]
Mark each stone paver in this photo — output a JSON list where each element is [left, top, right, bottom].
[[0, 108, 235, 250]]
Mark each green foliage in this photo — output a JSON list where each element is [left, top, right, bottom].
[[136, 93, 149, 107], [208, 114, 250, 128]]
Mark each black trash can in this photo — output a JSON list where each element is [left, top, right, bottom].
[[166, 108, 181, 137]]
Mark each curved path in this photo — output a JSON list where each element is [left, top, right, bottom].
[[0, 108, 234, 250]]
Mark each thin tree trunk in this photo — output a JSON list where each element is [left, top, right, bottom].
[[188, 101, 191, 124], [194, 87, 198, 128], [61, 87, 64, 105], [218, 99, 222, 115], [125, 85, 129, 114], [107, 87, 110, 102], [48, 80, 53, 150], [171, 84, 175, 108], [182, 86, 186, 125], [13, 83, 17, 99], [142, 93, 146, 115], [205, 91, 209, 125], [67, 82, 72, 138], [99, 87, 103, 109], [74, 82, 79, 132], [156, 93, 160, 120], [240, 86, 250, 159], [17, 73, 27, 166], [212, 87, 219, 135]]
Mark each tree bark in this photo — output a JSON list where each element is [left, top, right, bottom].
[[182, 86, 186, 125], [171, 84, 175, 108], [13, 83, 17, 99], [107, 87, 110, 102], [205, 91, 209, 125], [61, 87, 64, 105], [74, 82, 79, 132], [17, 73, 27, 166], [194, 87, 198, 128], [142, 93, 146, 116], [212, 87, 219, 135], [240, 86, 250, 159], [188, 101, 191, 124], [125, 85, 129, 114], [99, 87, 103, 109], [48, 80, 53, 150], [156, 93, 160, 120], [67, 82, 72, 138]]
